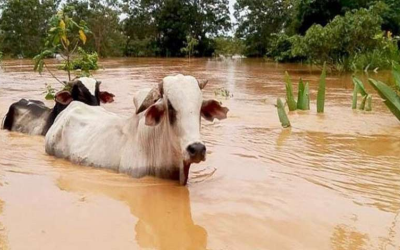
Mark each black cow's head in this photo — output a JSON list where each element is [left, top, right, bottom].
[[54, 77, 115, 106]]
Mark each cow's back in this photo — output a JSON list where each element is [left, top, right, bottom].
[[2, 99, 52, 135], [45, 101, 126, 169]]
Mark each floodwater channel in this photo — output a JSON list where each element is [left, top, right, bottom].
[[0, 58, 399, 250]]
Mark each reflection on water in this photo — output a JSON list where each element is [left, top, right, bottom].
[[331, 224, 369, 250], [1, 58, 400, 249], [57, 175, 207, 250]]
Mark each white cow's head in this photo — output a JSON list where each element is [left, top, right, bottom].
[[135, 74, 229, 185]]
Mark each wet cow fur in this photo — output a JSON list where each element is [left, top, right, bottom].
[[45, 74, 229, 185], [1, 77, 114, 136]]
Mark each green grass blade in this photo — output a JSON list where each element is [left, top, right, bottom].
[[304, 82, 310, 110], [392, 63, 400, 89], [277, 98, 291, 128], [285, 71, 297, 111], [297, 78, 305, 110], [369, 78, 400, 121], [317, 63, 326, 113], [365, 94, 372, 111], [352, 82, 359, 109], [352, 76, 367, 96], [358, 95, 367, 110]]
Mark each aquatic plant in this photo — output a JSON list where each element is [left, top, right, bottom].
[[284, 72, 313, 111], [284, 71, 297, 111], [276, 98, 291, 128], [352, 77, 372, 111], [369, 64, 400, 120], [317, 63, 326, 113], [297, 78, 310, 110]]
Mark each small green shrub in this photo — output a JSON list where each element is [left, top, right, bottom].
[[214, 37, 246, 57], [59, 48, 99, 76]]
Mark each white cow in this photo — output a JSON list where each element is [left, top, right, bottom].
[[45, 74, 229, 185]]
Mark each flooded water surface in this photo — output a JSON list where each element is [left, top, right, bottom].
[[0, 58, 400, 250]]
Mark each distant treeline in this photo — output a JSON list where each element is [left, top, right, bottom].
[[0, 0, 399, 70]]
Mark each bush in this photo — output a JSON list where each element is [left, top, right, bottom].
[[124, 38, 158, 57], [267, 2, 400, 71], [213, 37, 246, 57], [267, 33, 306, 62]]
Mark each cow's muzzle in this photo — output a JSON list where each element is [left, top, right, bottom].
[[180, 142, 206, 185], [186, 142, 206, 163]]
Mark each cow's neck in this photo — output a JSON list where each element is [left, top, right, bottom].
[[43, 103, 68, 135], [127, 115, 182, 180]]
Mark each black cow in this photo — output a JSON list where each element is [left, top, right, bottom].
[[1, 77, 115, 136]]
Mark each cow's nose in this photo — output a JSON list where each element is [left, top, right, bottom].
[[186, 143, 206, 163]]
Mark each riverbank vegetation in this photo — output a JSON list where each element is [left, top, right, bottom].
[[0, 0, 399, 71]]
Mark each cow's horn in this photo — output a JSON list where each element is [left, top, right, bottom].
[[136, 82, 164, 114], [198, 79, 208, 89]]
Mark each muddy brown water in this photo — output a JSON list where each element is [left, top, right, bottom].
[[0, 58, 400, 250]]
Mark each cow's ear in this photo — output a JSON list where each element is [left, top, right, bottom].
[[201, 100, 229, 122], [144, 100, 166, 126], [99, 91, 115, 103], [55, 91, 73, 105]]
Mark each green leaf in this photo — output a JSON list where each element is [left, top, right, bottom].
[[365, 94, 372, 111], [392, 63, 400, 90], [284, 71, 297, 111], [352, 81, 359, 109], [358, 95, 367, 110], [45, 92, 55, 100], [297, 79, 310, 110], [369, 78, 400, 121], [352, 77, 367, 96], [297, 78, 304, 109], [277, 98, 291, 128], [317, 62, 327, 113]]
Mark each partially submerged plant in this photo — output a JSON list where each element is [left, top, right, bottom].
[[214, 87, 233, 98], [369, 63, 400, 120], [297, 78, 310, 110], [285, 72, 297, 111], [317, 62, 326, 113], [284, 72, 310, 111], [276, 98, 291, 128], [352, 76, 372, 111]]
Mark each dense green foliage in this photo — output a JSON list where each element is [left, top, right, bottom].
[[0, 0, 399, 69], [122, 0, 231, 57], [234, 0, 400, 70], [0, 0, 58, 57], [265, 3, 400, 70]]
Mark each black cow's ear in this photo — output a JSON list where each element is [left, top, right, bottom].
[[201, 100, 229, 122], [99, 91, 115, 103], [55, 91, 73, 105], [144, 100, 165, 126]]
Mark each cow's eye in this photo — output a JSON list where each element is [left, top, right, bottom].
[[168, 100, 177, 125]]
